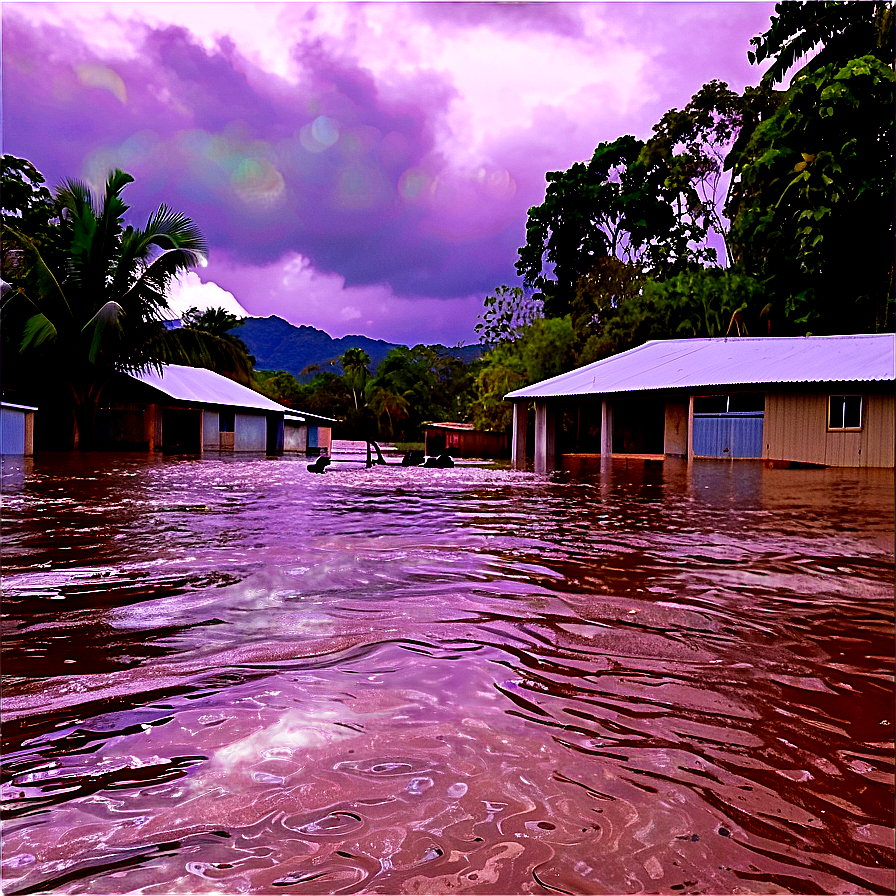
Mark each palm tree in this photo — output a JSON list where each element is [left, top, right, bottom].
[[2, 169, 252, 447], [180, 305, 255, 385], [339, 348, 371, 410], [367, 385, 410, 439]]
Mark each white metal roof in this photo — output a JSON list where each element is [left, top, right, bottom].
[[130, 364, 291, 413], [284, 411, 338, 424], [1, 402, 38, 412], [506, 334, 895, 400]]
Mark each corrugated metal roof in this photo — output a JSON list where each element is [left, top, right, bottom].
[[425, 422, 477, 431], [506, 334, 895, 400], [130, 364, 290, 412], [284, 411, 339, 424], [1, 402, 38, 412]]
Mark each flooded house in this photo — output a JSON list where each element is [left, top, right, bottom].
[[284, 411, 336, 457], [505, 334, 895, 472], [96, 364, 331, 456]]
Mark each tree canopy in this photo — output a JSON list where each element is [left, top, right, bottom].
[[472, 1, 893, 431], [1, 159, 253, 446]]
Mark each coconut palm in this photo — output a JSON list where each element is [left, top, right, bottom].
[[339, 348, 371, 410], [367, 385, 410, 439], [2, 168, 253, 447]]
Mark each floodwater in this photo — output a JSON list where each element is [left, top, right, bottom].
[[1, 449, 893, 896]]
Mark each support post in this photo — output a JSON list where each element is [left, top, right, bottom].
[[146, 403, 157, 452], [23, 411, 34, 457], [600, 399, 613, 470], [534, 400, 557, 474], [687, 394, 695, 464], [511, 402, 528, 469]]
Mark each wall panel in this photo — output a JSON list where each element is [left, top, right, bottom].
[[234, 412, 267, 451]]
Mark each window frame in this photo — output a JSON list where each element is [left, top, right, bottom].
[[827, 395, 863, 432], [219, 409, 235, 433]]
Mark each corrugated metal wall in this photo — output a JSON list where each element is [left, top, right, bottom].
[[693, 414, 764, 458], [765, 389, 894, 467], [202, 410, 220, 449], [284, 423, 308, 453], [1, 406, 27, 455], [234, 412, 267, 451]]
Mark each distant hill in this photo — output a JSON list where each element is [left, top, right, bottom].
[[233, 316, 483, 380]]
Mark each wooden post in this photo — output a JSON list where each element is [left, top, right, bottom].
[[24, 410, 34, 457], [687, 394, 695, 463], [534, 401, 557, 474], [600, 399, 613, 469], [511, 402, 528, 469], [145, 403, 157, 452]]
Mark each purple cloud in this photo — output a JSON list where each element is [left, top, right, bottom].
[[2, 2, 775, 345]]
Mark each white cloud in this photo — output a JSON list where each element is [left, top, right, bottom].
[[165, 271, 249, 319]]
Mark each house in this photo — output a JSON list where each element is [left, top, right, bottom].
[[505, 334, 895, 472], [284, 411, 336, 457], [1, 402, 36, 457], [423, 422, 509, 459], [95, 364, 292, 454]]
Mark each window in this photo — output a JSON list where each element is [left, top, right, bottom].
[[828, 395, 862, 430], [693, 393, 765, 415], [219, 410, 235, 433]]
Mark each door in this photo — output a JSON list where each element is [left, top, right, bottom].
[[161, 408, 201, 453]]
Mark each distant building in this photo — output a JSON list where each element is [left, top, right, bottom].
[[505, 334, 895, 472], [1, 402, 36, 457], [424, 422, 509, 459], [284, 411, 336, 457], [93, 364, 332, 456]]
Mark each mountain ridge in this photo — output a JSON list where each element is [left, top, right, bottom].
[[233, 315, 483, 379]]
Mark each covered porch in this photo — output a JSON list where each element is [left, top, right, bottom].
[[510, 395, 690, 473]]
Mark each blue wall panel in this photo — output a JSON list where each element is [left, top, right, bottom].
[[693, 414, 763, 458]]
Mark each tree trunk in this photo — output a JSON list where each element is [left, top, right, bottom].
[[73, 400, 99, 451], [70, 378, 108, 451]]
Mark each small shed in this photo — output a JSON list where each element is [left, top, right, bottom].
[[284, 411, 337, 457], [424, 422, 509, 459], [505, 334, 895, 471], [1, 402, 36, 456]]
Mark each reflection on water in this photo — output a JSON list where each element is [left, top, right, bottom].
[[1, 451, 893, 895]]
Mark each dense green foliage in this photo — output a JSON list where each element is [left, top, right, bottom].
[[1, 158, 257, 447], [727, 54, 894, 332], [468, 1, 894, 430], [256, 344, 478, 441]]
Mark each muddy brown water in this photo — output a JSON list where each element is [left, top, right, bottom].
[[1, 451, 893, 895]]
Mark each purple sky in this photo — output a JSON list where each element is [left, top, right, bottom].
[[2, 2, 775, 346]]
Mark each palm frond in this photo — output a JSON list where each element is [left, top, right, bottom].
[[82, 300, 126, 365], [21, 312, 58, 352], [1, 225, 73, 322], [145, 205, 208, 258], [118, 247, 207, 317], [149, 327, 255, 385], [55, 177, 94, 218], [101, 170, 134, 222]]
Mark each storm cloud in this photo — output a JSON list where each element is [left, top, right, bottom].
[[2, 3, 774, 344]]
